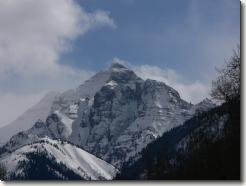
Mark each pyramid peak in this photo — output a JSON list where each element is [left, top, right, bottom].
[[110, 62, 127, 69], [110, 58, 128, 70]]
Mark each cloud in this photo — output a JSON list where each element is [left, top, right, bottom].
[[0, 0, 115, 127], [0, 0, 115, 79], [133, 64, 210, 104]]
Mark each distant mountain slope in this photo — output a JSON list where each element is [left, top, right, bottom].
[[0, 138, 117, 180], [0, 92, 58, 144], [116, 100, 240, 180]]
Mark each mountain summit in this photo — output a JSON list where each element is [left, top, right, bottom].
[[110, 61, 128, 69], [0, 63, 215, 179]]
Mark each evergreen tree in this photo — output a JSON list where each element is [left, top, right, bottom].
[[0, 163, 6, 180]]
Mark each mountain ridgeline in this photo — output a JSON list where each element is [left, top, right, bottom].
[[0, 63, 239, 180]]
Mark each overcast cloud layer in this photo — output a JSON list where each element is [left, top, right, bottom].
[[0, 0, 115, 127]]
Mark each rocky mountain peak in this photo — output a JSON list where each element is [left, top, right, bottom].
[[110, 61, 128, 70], [192, 98, 216, 114], [196, 98, 215, 108], [0, 62, 217, 171], [107, 62, 143, 85]]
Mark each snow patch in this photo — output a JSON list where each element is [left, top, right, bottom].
[[105, 80, 118, 89]]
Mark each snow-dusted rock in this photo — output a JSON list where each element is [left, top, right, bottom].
[[0, 138, 117, 180], [191, 98, 216, 114], [1, 63, 216, 170]]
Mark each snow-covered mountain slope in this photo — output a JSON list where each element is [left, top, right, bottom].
[[0, 92, 58, 144], [72, 64, 215, 168], [0, 138, 117, 180], [82, 78, 193, 168], [1, 63, 216, 170]]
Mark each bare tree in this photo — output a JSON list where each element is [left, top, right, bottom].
[[211, 46, 240, 102]]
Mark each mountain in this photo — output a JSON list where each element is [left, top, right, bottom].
[[0, 62, 216, 180], [0, 138, 117, 180], [191, 98, 216, 114], [116, 100, 240, 180], [0, 92, 58, 145]]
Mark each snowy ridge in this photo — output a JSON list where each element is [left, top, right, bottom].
[[0, 138, 117, 180], [2, 111, 77, 152]]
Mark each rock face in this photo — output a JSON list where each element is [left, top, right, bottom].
[[0, 63, 215, 169]]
